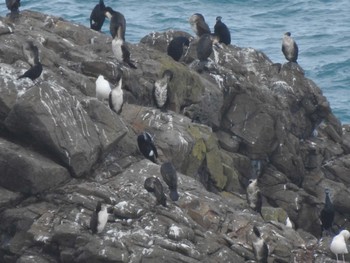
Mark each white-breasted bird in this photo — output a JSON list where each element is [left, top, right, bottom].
[[96, 75, 111, 101], [108, 75, 124, 113], [90, 201, 108, 234], [330, 230, 350, 263], [252, 226, 268, 263]]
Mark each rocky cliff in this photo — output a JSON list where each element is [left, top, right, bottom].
[[0, 10, 349, 263]]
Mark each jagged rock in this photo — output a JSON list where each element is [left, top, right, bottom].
[[0, 186, 22, 210], [323, 154, 350, 184], [5, 83, 101, 177], [0, 137, 70, 194], [4, 83, 127, 177]]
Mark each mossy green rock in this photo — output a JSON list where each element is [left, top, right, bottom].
[[206, 149, 226, 190], [261, 206, 289, 224]]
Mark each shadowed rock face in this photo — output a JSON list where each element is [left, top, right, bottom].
[[0, 10, 349, 263]]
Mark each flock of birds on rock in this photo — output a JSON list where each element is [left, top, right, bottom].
[[4, 0, 348, 262]]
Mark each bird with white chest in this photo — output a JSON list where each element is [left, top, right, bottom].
[[252, 226, 268, 263], [108, 75, 124, 114], [330, 230, 350, 263], [89, 201, 109, 234], [95, 75, 111, 101]]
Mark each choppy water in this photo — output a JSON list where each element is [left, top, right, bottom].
[[1, 0, 349, 123]]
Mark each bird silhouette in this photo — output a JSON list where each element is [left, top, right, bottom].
[[160, 161, 179, 201], [137, 132, 158, 163], [144, 177, 167, 207]]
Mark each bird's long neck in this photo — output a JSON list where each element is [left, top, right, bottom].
[[325, 194, 333, 210]]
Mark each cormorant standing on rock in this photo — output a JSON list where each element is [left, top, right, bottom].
[[6, 0, 20, 14], [330, 230, 350, 263], [137, 132, 158, 163], [320, 188, 335, 235], [160, 161, 179, 201], [282, 32, 298, 63], [18, 41, 43, 82], [104, 6, 126, 40], [17, 63, 43, 81], [90, 0, 106, 31], [109, 74, 124, 113], [167, 36, 190, 62], [111, 37, 137, 69], [214, 16, 231, 45], [246, 179, 262, 216], [144, 177, 167, 207], [103, 7, 136, 68], [153, 69, 173, 110], [252, 226, 268, 263], [90, 201, 108, 234], [189, 13, 211, 37], [197, 33, 214, 61]]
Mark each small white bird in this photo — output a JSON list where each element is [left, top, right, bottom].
[[285, 216, 293, 229], [246, 178, 262, 216], [95, 75, 111, 101], [330, 230, 350, 263], [109, 75, 124, 114]]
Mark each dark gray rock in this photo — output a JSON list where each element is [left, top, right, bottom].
[[0, 137, 70, 194], [5, 83, 101, 177], [0, 186, 22, 210]]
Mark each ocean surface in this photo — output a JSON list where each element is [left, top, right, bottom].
[[1, 0, 349, 123]]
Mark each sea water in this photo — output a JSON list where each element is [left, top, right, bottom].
[[1, 0, 349, 123]]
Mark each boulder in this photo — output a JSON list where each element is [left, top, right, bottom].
[[0, 137, 70, 194]]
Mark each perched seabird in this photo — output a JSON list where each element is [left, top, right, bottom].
[[6, 0, 20, 14], [18, 41, 43, 82], [104, 6, 126, 40], [330, 230, 350, 263], [137, 132, 158, 163], [160, 161, 179, 201], [320, 188, 335, 234], [153, 70, 173, 110], [90, 0, 106, 31], [108, 75, 124, 113], [103, 7, 136, 68], [197, 33, 214, 61], [167, 36, 190, 61], [189, 13, 211, 37], [89, 201, 108, 234], [246, 179, 262, 215], [111, 37, 137, 68], [285, 216, 294, 229], [17, 62, 43, 82], [282, 32, 298, 63], [144, 177, 167, 207], [252, 226, 268, 263], [22, 41, 39, 66], [95, 75, 111, 100], [214, 16, 231, 45]]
